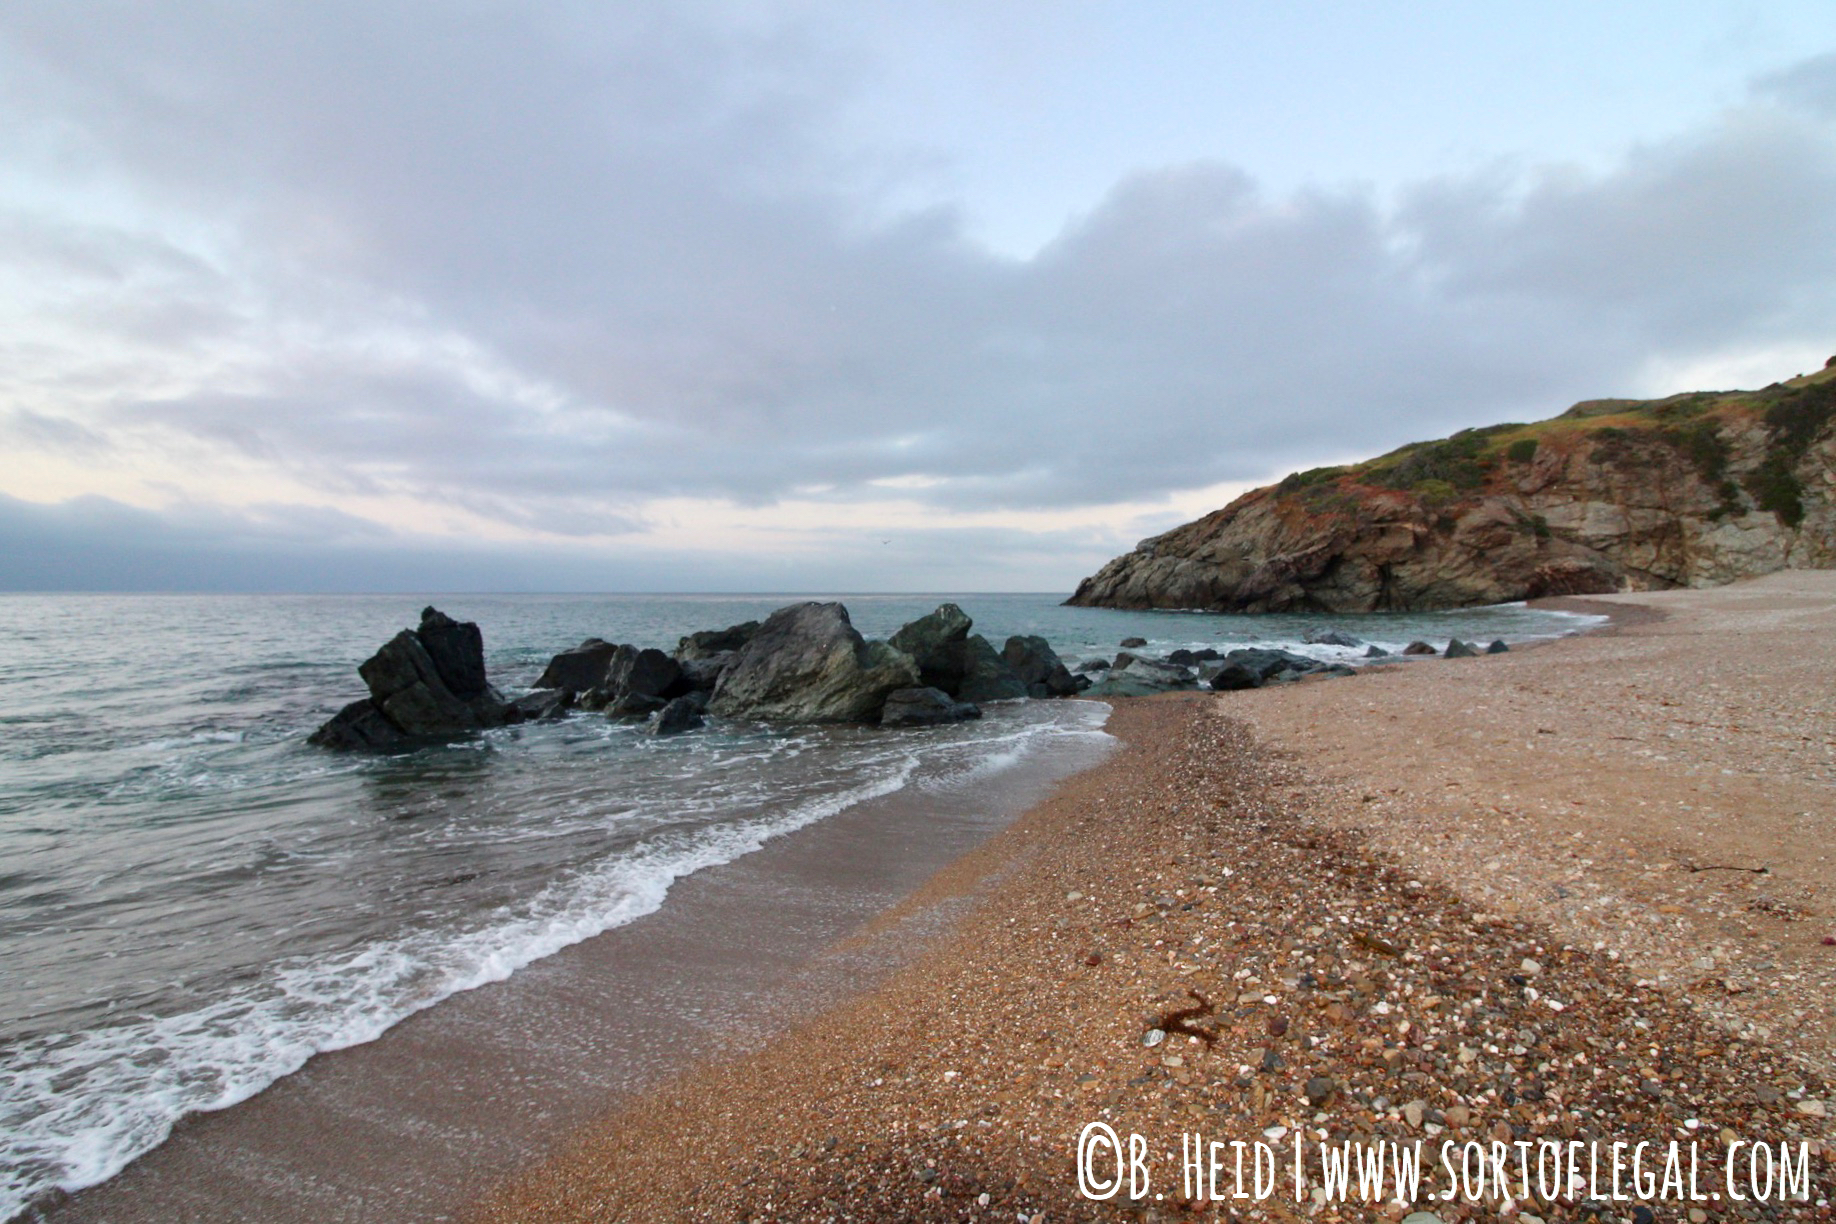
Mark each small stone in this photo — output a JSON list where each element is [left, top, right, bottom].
[[1143, 1028, 1166, 1047], [1403, 1099, 1426, 1128], [1631, 1207, 1655, 1224], [1796, 1098, 1828, 1117], [1443, 1104, 1471, 1127], [1520, 957, 1542, 975], [1689, 1210, 1708, 1223], [1268, 1015, 1289, 1037], [1304, 1076, 1335, 1105], [1260, 1048, 1282, 1072], [1401, 1213, 1444, 1224]]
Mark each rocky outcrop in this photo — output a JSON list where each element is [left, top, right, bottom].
[[887, 604, 1028, 703], [534, 638, 618, 692], [1069, 368, 1836, 612], [1001, 635, 1078, 698], [310, 607, 511, 750], [709, 602, 920, 723], [677, 621, 760, 661], [647, 693, 707, 736]]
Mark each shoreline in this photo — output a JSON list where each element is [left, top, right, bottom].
[[40, 707, 1112, 1223], [477, 575, 1835, 1221]]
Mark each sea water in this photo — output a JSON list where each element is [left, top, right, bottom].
[[0, 592, 1602, 1217]]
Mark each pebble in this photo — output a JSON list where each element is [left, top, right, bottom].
[[1142, 1028, 1165, 1047], [1401, 1213, 1444, 1224], [1797, 1098, 1829, 1116], [1304, 1075, 1335, 1105]]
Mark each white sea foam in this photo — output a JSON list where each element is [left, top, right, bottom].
[[0, 750, 931, 1219]]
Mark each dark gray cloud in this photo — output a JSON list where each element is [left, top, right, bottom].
[[1, 4, 1834, 557]]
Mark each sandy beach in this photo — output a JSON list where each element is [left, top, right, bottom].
[[476, 573, 1836, 1222]]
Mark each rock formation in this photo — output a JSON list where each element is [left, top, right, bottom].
[[887, 603, 1026, 704], [1068, 367, 1836, 612], [709, 602, 920, 723], [310, 607, 512, 749]]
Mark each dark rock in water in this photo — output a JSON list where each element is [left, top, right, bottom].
[[1443, 638, 1480, 659], [310, 606, 510, 749], [647, 693, 706, 736], [1073, 672, 1092, 691], [534, 638, 618, 692], [1486, 639, 1510, 654], [607, 645, 685, 704], [309, 698, 411, 750], [1082, 675, 1169, 698], [1402, 640, 1437, 655], [1364, 644, 1391, 657], [605, 690, 668, 719], [1166, 648, 1198, 666], [879, 686, 981, 727], [936, 633, 1027, 703], [1191, 647, 1222, 662], [416, 607, 490, 698], [1303, 629, 1363, 648], [1112, 651, 1141, 670], [1224, 647, 1322, 682], [1003, 635, 1078, 698], [1076, 658, 1111, 672], [1209, 662, 1260, 691], [678, 652, 735, 691], [677, 621, 760, 662], [1119, 636, 1147, 648], [710, 602, 919, 723], [511, 689, 574, 721], [1112, 657, 1196, 691]]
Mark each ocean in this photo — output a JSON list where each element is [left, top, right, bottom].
[[0, 591, 1603, 1218]]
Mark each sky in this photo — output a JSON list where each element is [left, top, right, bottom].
[[3, 2, 1836, 592]]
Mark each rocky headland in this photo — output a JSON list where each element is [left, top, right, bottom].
[[1069, 361, 1836, 612]]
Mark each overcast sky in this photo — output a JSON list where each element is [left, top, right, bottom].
[[4, 2, 1836, 592]]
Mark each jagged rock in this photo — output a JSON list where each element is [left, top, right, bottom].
[[1224, 647, 1326, 681], [1076, 658, 1111, 672], [511, 689, 574, 721], [1111, 657, 1196, 691], [1443, 638, 1480, 658], [310, 606, 510, 749], [879, 686, 981, 727], [1364, 644, 1391, 657], [889, 603, 973, 665], [1304, 629, 1363, 647], [605, 690, 668, 718], [1112, 651, 1141, 670], [1119, 636, 1147, 648], [677, 621, 760, 662], [709, 602, 920, 723], [941, 634, 1028, 703], [534, 638, 618, 692], [1402, 640, 1437, 655], [678, 652, 735, 691], [1067, 373, 1836, 611], [607, 646, 684, 703], [1083, 675, 1170, 698], [1486, 639, 1510, 654], [1003, 635, 1079, 698], [1208, 662, 1260, 691], [647, 693, 707, 736]]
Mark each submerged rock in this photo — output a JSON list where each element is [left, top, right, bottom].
[[1119, 636, 1147, 648], [710, 602, 919, 723], [647, 693, 707, 736], [1303, 629, 1363, 648], [1364, 643, 1391, 657], [510, 689, 574, 721], [879, 686, 981, 727], [310, 606, 511, 750]]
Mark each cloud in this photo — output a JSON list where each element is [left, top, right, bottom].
[[0, 5, 1834, 585]]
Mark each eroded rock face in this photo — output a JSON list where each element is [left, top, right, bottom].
[[709, 602, 920, 723], [677, 621, 760, 662], [310, 607, 510, 749], [1068, 376, 1836, 612]]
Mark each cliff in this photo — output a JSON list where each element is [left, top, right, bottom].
[[1067, 362, 1836, 612]]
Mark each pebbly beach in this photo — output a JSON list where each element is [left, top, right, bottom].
[[474, 573, 1836, 1222]]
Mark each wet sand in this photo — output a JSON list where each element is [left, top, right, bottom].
[[477, 575, 1835, 1222], [43, 719, 1112, 1223]]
